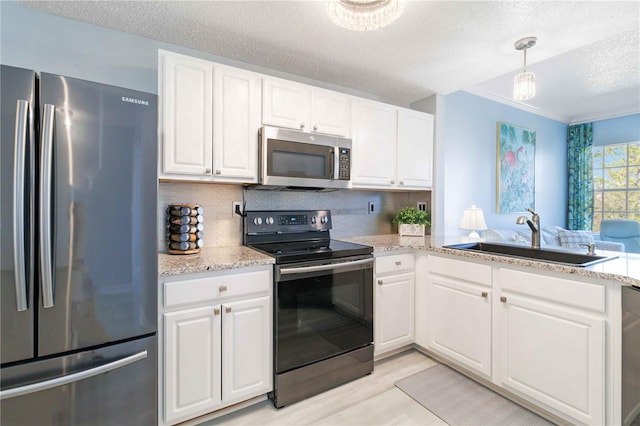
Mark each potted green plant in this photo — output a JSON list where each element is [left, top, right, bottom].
[[393, 207, 431, 236]]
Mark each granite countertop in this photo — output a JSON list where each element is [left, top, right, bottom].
[[341, 234, 640, 287], [158, 235, 640, 287], [158, 246, 274, 277]]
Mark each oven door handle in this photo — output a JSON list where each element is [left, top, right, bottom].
[[279, 258, 374, 275]]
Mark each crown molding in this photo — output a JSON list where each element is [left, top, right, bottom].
[[464, 88, 570, 123], [568, 107, 640, 125]]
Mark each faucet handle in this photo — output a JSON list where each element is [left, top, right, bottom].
[[581, 243, 596, 256]]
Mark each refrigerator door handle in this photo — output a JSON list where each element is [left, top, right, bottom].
[[40, 104, 55, 308], [0, 350, 148, 400], [13, 100, 29, 312]]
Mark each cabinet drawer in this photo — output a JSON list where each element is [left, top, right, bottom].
[[164, 269, 271, 308], [497, 268, 605, 313], [428, 255, 491, 286], [375, 253, 414, 275]]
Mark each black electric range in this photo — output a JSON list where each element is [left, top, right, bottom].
[[244, 209, 375, 408]]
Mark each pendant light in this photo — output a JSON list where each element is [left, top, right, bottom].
[[513, 36, 537, 101], [327, 0, 404, 31]]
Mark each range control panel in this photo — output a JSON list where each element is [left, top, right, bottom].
[[245, 210, 332, 234]]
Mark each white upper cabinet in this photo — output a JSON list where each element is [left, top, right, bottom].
[[262, 77, 350, 136], [159, 51, 213, 176], [213, 65, 261, 180], [351, 99, 434, 190], [158, 50, 260, 183], [310, 87, 351, 136], [397, 108, 434, 189], [351, 99, 397, 187]]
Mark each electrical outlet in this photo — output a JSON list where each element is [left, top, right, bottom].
[[232, 201, 242, 217], [368, 201, 376, 215], [417, 202, 427, 212]]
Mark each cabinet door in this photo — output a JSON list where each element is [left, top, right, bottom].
[[262, 77, 310, 131], [397, 109, 433, 189], [496, 293, 605, 425], [310, 88, 350, 136], [374, 272, 414, 355], [160, 51, 213, 176], [425, 272, 492, 377], [351, 99, 397, 188], [164, 306, 221, 424], [213, 66, 261, 181], [221, 296, 272, 403]]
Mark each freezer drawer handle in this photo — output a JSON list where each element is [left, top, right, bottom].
[[0, 350, 148, 400], [39, 104, 55, 308], [13, 100, 29, 311]]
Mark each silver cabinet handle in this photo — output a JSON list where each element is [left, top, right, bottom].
[[313, 125, 318, 131], [300, 122, 305, 129], [399, 181, 404, 185], [214, 308, 220, 315], [40, 104, 55, 309], [13, 100, 29, 312], [377, 279, 383, 285], [390, 180, 395, 184], [481, 292, 488, 298], [0, 350, 147, 400], [395, 261, 402, 266], [215, 170, 221, 175], [219, 285, 227, 292], [500, 296, 507, 303], [205, 168, 211, 174], [226, 306, 232, 313]]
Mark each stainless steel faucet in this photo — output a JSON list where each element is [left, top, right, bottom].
[[516, 208, 540, 249]]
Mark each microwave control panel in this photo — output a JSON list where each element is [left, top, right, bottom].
[[338, 148, 351, 180]]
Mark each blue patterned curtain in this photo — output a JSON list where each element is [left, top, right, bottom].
[[567, 123, 593, 230]]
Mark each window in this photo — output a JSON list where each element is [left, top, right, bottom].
[[592, 141, 640, 232]]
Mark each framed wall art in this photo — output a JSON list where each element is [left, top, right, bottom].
[[496, 122, 536, 213]]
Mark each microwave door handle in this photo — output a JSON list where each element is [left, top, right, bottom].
[[332, 148, 339, 180]]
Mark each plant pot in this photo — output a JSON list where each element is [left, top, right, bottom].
[[399, 223, 426, 237]]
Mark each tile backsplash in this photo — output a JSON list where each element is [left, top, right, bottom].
[[158, 182, 430, 251]]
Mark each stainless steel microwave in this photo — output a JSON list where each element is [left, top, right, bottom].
[[258, 126, 352, 190]]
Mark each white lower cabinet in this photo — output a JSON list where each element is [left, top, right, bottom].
[[423, 256, 492, 378], [160, 267, 272, 425], [494, 267, 606, 425], [374, 252, 414, 356], [420, 254, 610, 425], [164, 306, 221, 422]]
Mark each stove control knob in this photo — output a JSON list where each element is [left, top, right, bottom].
[[253, 217, 263, 226], [311, 216, 317, 224], [266, 216, 274, 225], [321, 216, 328, 224]]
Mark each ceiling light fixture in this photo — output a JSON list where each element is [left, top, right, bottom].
[[327, 0, 404, 31], [513, 36, 537, 101]]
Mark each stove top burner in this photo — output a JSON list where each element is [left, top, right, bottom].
[[248, 239, 372, 264]]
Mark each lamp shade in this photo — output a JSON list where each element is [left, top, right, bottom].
[[513, 71, 536, 101], [459, 205, 488, 238]]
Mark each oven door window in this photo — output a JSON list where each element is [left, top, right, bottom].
[[267, 139, 333, 179], [276, 264, 373, 374]]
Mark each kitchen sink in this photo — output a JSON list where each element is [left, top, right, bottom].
[[443, 242, 617, 267]]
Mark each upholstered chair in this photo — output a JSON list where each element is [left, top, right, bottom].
[[599, 219, 640, 254]]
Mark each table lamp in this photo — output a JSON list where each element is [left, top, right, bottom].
[[459, 205, 487, 238]]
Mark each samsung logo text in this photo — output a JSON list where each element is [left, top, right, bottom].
[[122, 96, 149, 106]]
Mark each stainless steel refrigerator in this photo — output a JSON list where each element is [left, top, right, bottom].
[[1, 65, 158, 425]]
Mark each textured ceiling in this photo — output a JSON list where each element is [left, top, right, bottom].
[[22, 0, 640, 123]]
